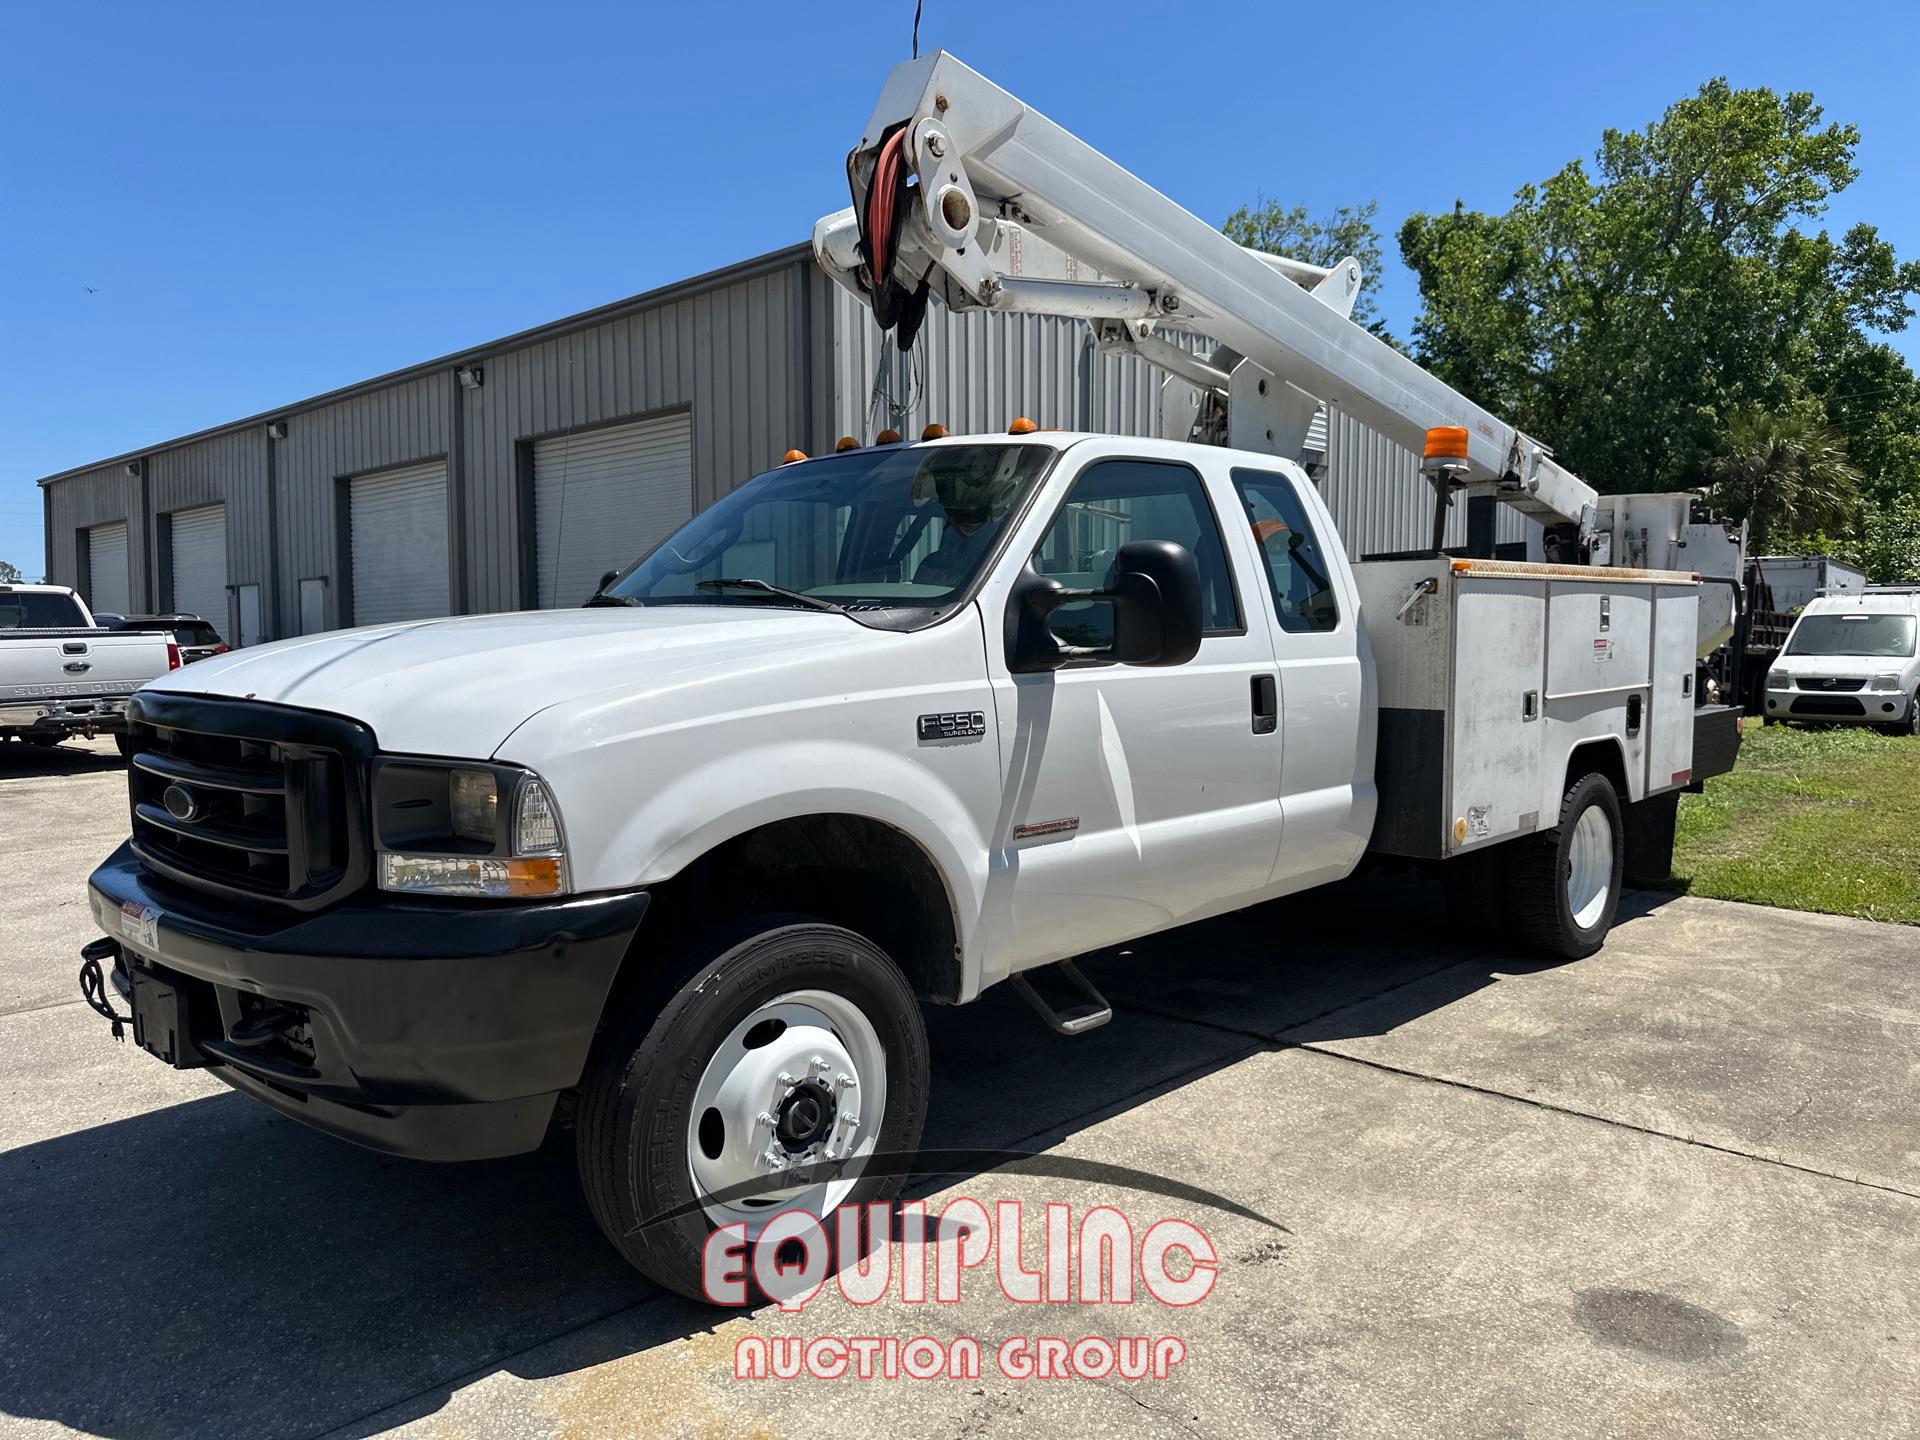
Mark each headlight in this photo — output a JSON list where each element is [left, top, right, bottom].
[[1873, 673, 1901, 690], [374, 764, 570, 899], [449, 769, 498, 842], [1768, 671, 1790, 690]]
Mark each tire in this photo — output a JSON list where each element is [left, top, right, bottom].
[[575, 916, 929, 1300], [113, 733, 135, 758], [1890, 693, 1920, 739], [1507, 771, 1624, 960]]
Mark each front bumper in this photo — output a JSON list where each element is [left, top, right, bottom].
[[85, 842, 648, 1160], [0, 693, 133, 734], [1764, 686, 1911, 722]]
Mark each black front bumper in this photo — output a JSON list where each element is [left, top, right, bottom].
[[86, 842, 648, 1160]]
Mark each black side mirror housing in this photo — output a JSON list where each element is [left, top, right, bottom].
[[1006, 539, 1205, 674], [597, 569, 620, 594]]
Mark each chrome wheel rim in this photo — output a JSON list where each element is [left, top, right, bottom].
[[1566, 804, 1614, 931], [686, 988, 887, 1233]]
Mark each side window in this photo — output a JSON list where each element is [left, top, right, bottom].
[[1031, 459, 1241, 648], [1230, 468, 1341, 634]]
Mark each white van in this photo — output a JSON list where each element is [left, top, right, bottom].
[[1766, 590, 1920, 734]]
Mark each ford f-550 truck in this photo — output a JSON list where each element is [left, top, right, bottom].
[[79, 53, 1742, 1299]]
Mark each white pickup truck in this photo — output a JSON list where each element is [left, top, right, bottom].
[[81, 430, 1738, 1297], [78, 52, 1742, 1300], [1, 583, 179, 753]]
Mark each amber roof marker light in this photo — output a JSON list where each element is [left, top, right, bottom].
[[781, 448, 808, 464], [921, 423, 949, 440], [1008, 416, 1038, 435]]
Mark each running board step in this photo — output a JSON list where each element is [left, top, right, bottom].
[[1009, 960, 1113, 1035]]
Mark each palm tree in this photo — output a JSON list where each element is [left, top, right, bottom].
[[1706, 406, 1860, 555]]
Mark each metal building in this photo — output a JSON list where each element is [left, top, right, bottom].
[[39, 242, 1529, 643]]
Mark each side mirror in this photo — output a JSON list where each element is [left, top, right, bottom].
[[1005, 540, 1205, 674], [597, 569, 619, 594]]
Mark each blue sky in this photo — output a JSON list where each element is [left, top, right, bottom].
[[3, 0, 1916, 579]]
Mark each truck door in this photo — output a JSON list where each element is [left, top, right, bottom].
[[1225, 466, 1372, 889], [986, 455, 1283, 969]]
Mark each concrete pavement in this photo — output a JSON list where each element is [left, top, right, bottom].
[[3, 737, 1916, 1438]]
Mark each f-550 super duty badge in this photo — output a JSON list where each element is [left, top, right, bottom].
[[917, 711, 987, 742]]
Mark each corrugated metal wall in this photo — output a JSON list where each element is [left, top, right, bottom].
[[274, 372, 450, 631], [463, 262, 809, 613], [149, 428, 268, 618], [44, 464, 147, 612]]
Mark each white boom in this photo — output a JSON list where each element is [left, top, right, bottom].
[[816, 51, 1607, 555]]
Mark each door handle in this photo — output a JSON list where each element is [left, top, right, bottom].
[[1251, 674, 1278, 735]]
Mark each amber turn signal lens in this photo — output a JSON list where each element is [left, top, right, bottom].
[[1008, 416, 1038, 435], [1424, 425, 1469, 461], [504, 856, 565, 898]]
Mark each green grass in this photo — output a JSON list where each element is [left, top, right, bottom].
[[1670, 721, 1920, 924]]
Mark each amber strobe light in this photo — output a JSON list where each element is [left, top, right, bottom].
[[781, 448, 808, 464], [1424, 425, 1470, 461], [835, 435, 860, 451], [921, 423, 949, 440], [1008, 416, 1038, 434], [876, 428, 903, 444]]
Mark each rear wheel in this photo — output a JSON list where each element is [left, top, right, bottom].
[[574, 916, 929, 1300], [1508, 771, 1624, 960], [113, 734, 135, 758]]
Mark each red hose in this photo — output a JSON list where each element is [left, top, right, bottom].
[[866, 127, 907, 286]]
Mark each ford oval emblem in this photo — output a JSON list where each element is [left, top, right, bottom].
[[162, 784, 199, 822]]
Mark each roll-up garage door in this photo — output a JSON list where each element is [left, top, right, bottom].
[[87, 522, 131, 616], [349, 461, 448, 626], [169, 504, 228, 626], [533, 413, 693, 607]]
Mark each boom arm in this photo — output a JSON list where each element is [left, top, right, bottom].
[[816, 51, 1603, 545]]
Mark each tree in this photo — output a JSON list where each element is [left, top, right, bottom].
[[1398, 80, 1920, 503], [1705, 406, 1859, 555], [1223, 199, 1391, 336], [0, 560, 20, 584]]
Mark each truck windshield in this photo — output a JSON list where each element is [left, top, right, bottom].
[[604, 443, 1057, 629], [0, 592, 87, 629], [1785, 613, 1917, 658]]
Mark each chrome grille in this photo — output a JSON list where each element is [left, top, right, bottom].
[[124, 694, 374, 909]]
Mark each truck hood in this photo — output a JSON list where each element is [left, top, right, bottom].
[[144, 606, 873, 757], [1770, 653, 1913, 680]]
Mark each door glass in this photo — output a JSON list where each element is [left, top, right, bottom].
[[1030, 460, 1240, 648], [1229, 468, 1341, 633]]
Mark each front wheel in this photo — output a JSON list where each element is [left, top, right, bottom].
[[1883, 692, 1920, 738], [574, 917, 929, 1300], [1508, 771, 1624, 960]]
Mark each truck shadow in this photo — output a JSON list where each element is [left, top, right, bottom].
[[0, 873, 1678, 1440], [0, 739, 123, 778]]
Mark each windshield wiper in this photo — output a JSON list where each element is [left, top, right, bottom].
[[583, 593, 645, 608], [694, 578, 843, 612]]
